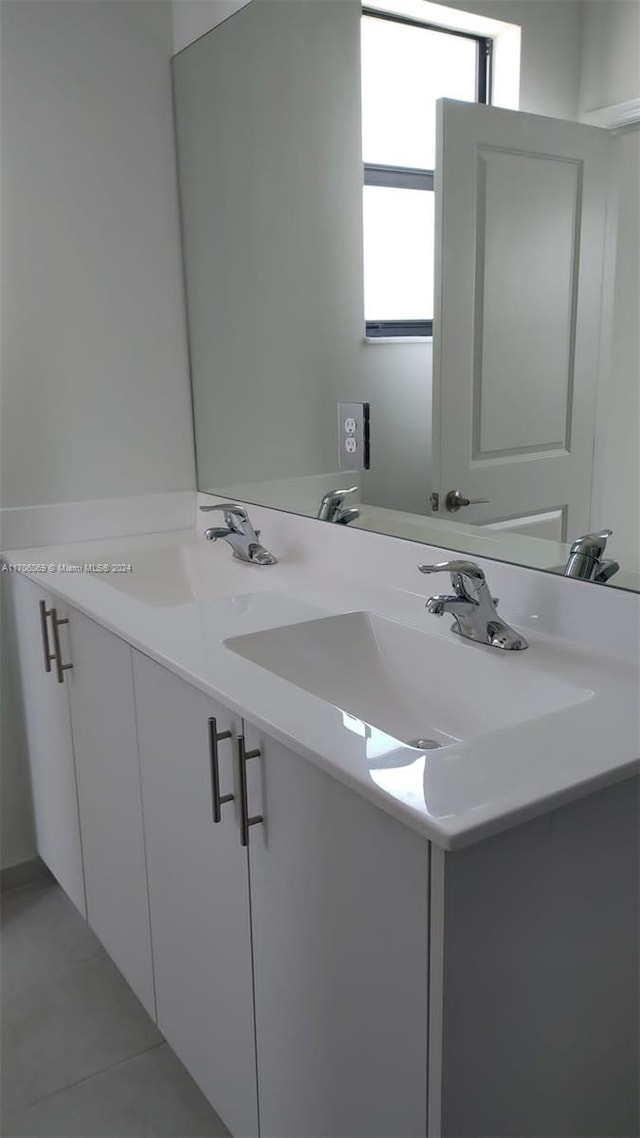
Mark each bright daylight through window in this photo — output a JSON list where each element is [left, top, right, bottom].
[[361, 8, 491, 337]]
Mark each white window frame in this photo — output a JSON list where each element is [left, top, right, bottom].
[[362, 0, 521, 341]]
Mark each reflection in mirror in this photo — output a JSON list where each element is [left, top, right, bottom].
[[173, 0, 639, 591]]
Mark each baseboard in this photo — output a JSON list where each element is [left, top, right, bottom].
[[0, 857, 53, 893]]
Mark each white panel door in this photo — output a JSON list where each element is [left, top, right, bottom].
[[432, 100, 611, 537], [244, 721, 430, 1138], [66, 611, 155, 1017], [133, 652, 258, 1138], [10, 574, 86, 914]]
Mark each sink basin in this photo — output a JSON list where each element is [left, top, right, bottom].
[[226, 611, 593, 746], [91, 542, 275, 606]]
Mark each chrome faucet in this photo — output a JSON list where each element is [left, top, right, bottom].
[[317, 487, 360, 526], [419, 560, 528, 651], [200, 504, 277, 565], [563, 529, 619, 583]]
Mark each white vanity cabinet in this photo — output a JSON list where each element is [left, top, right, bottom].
[[132, 652, 259, 1138], [13, 577, 429, 1137], [11, 574, 86, 915], [11, 574, 155, 1015], [244, 722, 430, 1138], [65, 610, 155, 1017], [133, 651, 430, 1138]]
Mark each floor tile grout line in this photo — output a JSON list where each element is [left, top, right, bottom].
[[10, 1040, 167, 1112]]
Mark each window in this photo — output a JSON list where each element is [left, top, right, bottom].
[[361, 9, 491, 338]]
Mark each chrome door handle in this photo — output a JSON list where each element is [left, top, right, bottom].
[[50, 608, 73, 684], [237, 735, 263, 848], [208, 717, 233, 823], [38, 600, 56, 674], [445, 489, 489, 512]]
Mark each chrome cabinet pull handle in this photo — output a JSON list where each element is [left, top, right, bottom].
[[208, 716, 233, 823], [38, 600, 56, 674], [50, 608, 73, 684], [237, 735, 263, 848]]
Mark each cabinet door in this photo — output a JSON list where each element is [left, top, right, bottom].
[[66, 611, 155, 1017], [133, 652, 258, 1138], [10, 574, 85, 915], [244, 722, 430, 1138]]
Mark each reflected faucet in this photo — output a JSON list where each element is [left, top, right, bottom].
[[317, 487, 360, 526], [563, 529, 619, 583], [419, 560, 528, 651], [200, 503, 277, 565]]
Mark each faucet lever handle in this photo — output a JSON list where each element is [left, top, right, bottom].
[[199, 502, 249, 529], [321, 486, 358, 505], [569, 528, 612, 557], [317, 486, 359, 522], [419, 560, 487, 602], [418, 560, 485, 582]]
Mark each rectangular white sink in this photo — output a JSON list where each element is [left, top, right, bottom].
[[90, 542, 275, 606], [226, 611, 594, 746]]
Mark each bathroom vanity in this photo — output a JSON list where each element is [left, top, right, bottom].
[[6, 507, 639, 1138], [2, 2, 638, 1135]]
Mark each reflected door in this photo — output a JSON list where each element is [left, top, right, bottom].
[[431, 100, 611, 540]]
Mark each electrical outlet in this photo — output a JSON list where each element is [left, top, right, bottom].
[[338, 402, 370, 471]]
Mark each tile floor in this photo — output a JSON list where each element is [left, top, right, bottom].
[[1, 877, 230, 1137]]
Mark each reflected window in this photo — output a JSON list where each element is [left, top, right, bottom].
[[361, 9, 491, 337]]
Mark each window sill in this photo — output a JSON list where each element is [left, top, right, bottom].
[[363, 336, 433, 344]]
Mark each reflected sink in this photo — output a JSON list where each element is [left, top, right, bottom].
[[226, 611, 593, 746], [546, 565, 640, 592], [91, 542, 274, 606]]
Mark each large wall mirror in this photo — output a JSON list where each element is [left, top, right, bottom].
[[172, 0, 640, 592]]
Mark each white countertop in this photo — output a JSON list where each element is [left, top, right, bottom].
[[5, 527, 639, 850]]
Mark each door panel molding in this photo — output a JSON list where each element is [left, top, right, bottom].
[[433, 100, 610, 532]]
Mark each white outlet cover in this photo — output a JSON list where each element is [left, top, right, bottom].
[[338, 401, 370, 470]]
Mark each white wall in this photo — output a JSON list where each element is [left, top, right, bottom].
[[173, 0, 362, 493], [172, 0, 251, 54], [590, 126, 640, 562], [0, 0, 195, 870], [579, 0, 640, 112], [0, 0, 195, 510], [581, 2, 640, 564]]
